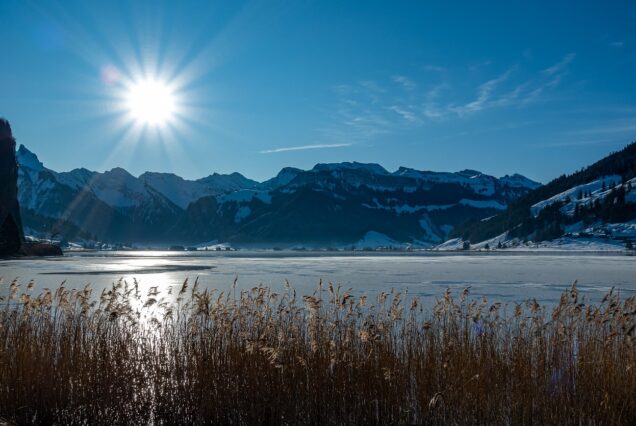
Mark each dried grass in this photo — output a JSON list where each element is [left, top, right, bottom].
[[0, 277, 634, 425]]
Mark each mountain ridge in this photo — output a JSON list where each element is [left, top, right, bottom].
[[16, 144, 541, 247]]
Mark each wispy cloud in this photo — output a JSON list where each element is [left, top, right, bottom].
[[325, 52, 577, 140], [450, 68, 514, 115], [260, 143, 352, 154], [392, 75, 416, 91], [609, 41, 624, 48], [542, 53, 575, 76], [388, 105, 420, 123]]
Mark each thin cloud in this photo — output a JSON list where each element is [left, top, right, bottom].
[[543, 53, 575, 75], [392, 75, 416, 91], [260, 143, 352, 154], [388, 105, 420, 123], [450, 68, 514, 115], [327, 52, 576, 137]]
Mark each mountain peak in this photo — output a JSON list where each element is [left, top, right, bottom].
[[499, 173, 542, 189], [199, 172, 257, 187], [105, 167, 136, 178], [457, 169, 483, 178], [312, 162, 389, 175], [17, 145, 44, 171], [140, 171, 181, 180], [259, 167, 303, 190], [109, 166, 128, 173]]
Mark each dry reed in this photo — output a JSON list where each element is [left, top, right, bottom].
[[0, 277, 634, 425]]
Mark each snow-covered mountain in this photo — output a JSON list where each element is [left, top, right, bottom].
[[391, 167, 532, 196], [453, 141, 636, 250], [259, 167, 303, 190], [138, 172, 258, 209], [17, 146, 185, 242], [16, 144, 541, 246]]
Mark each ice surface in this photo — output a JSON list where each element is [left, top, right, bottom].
[[1, 252, 633, 308]]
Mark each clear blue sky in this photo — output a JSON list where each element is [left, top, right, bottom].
[[1, 0, 635, 182]]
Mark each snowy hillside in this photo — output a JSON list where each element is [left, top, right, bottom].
[[452, 141, 636, 251], [531, 175, 625, 216]]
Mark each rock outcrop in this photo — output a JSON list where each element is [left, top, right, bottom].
[[1, 118, 61, 257], [0, 118, 25, 256]]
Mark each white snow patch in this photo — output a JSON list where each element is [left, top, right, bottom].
[[423, 204, 455, 211], [471, 232, 509, 250], [362, 199, 427, 214], [459, 199, 507, 210], [605, 220, 636, 238], [193, 241, 233, 251], [434, 238, 466, 250], [510, 237, 627, 252]]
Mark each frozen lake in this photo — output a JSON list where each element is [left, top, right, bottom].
[[1, 251, 635, 306]]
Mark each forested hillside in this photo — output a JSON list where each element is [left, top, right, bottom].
[[454, 141, 636, 243]]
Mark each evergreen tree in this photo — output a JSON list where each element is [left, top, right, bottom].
[[574, 203, 580, 220]]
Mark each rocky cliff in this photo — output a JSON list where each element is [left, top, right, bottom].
[[0, 118, 25, 255]]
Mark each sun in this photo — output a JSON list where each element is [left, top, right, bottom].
[[125, 79, 176, 126]]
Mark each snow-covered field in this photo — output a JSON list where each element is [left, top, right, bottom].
[[440, 219, 636, 252], [1, 251, 634, 307]]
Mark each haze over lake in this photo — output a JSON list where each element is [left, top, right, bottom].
[[2, 251, 634, 307]]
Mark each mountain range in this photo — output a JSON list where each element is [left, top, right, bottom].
[[16, 145, 541, 248]]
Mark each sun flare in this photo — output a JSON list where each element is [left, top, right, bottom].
[[125, 79, 176, 126]]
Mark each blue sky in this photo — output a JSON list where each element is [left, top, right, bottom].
[[1, 0, 635, 183]]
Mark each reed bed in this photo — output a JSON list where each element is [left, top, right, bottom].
[[0, 277, 634, 425]]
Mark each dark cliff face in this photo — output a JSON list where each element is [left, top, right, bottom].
[[0, 118, 25, 255]]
